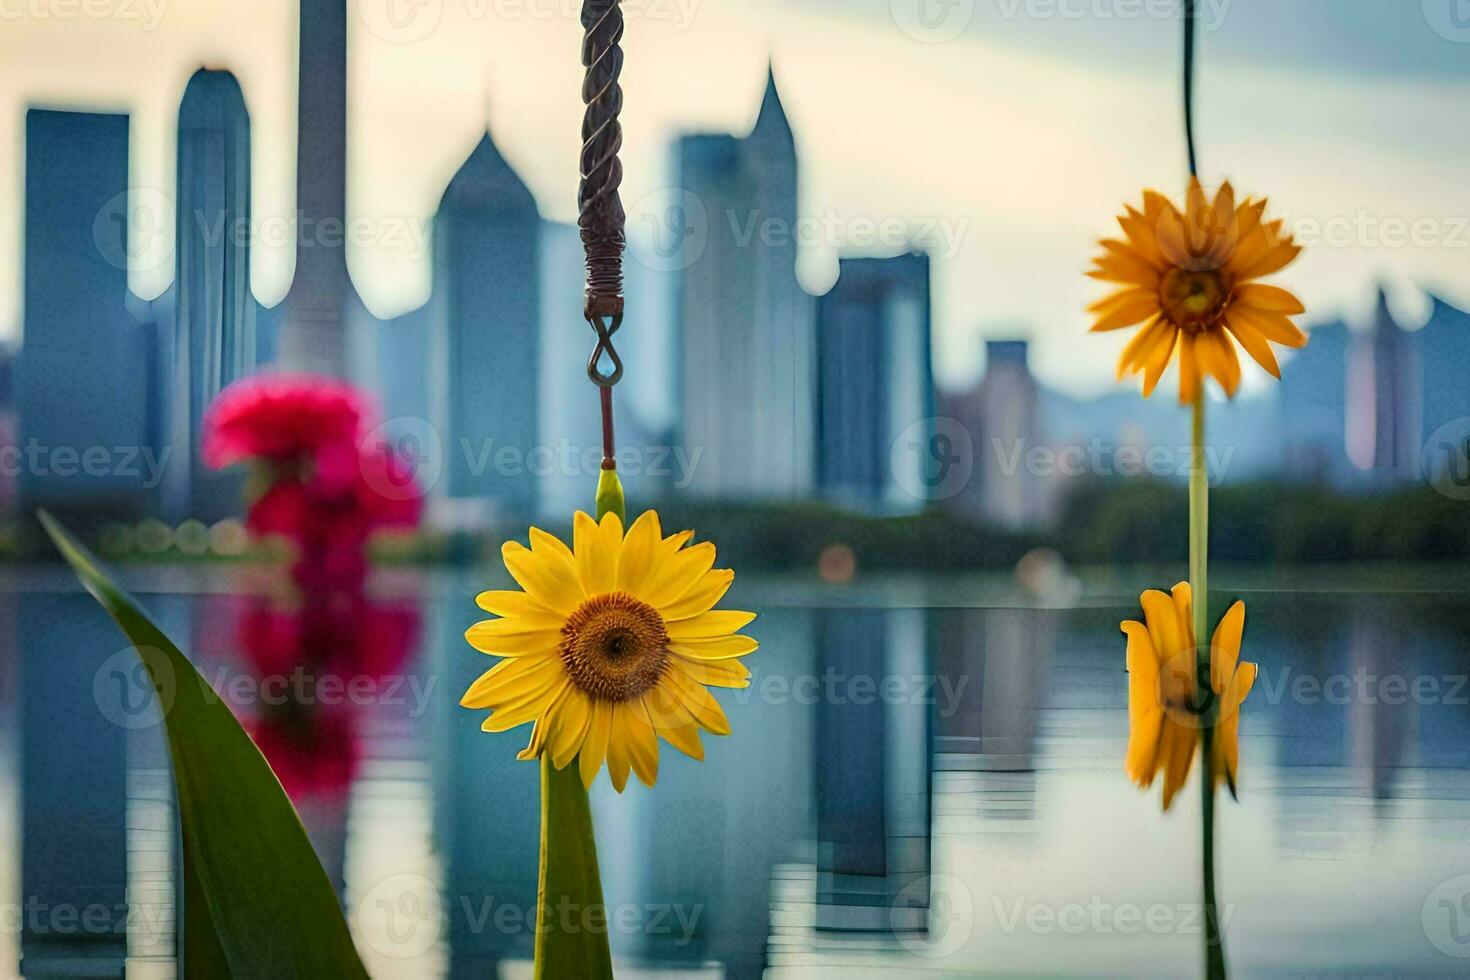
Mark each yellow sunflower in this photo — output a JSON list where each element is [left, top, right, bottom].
[[1089, 178, 1306, 403], [1122, 582, 1258, 810], [461, 510, 756, 792]]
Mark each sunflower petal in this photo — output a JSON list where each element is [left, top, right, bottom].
[[475, 590, 557, 619], [625, 700, 660, 786], [464, 617, 563, 656], [1177, 332, 1200, 405], [606, 703, 633, 793], [573, 511, 617, 598], [1235, 283, 1305, 315], [460, 655, 563, 708], [1140, 323, 1179, 397], [579, 699, 613, 788], [483, 676, 571, 733], [640, 541, 718, 609], [1199, 328, 1242, 397], [1228, 304, 1307, 348], [1209, 600, 1246, 695], [658, 569, 736, 622], [1234, 238, 1300, 281], [670, 655, 752, 689], [668, 634, 759, 661], [657, 721, 704, 761], [1116, 315, 1168, 378], [663, 669, 732, 735], [616, 511, 662, 595], [502, 541, 580, 615], [1224, 318, 1281, 378], [549, 690, 593, 770], [666, 610, 757, 640], [1122, 620, 1164, 787], [1158, 717, 1197, 811]]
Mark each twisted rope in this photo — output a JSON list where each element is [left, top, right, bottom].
[[579, 0, 626, 335]]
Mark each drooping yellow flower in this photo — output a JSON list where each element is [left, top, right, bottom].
[[1122, 582, 1257, 810], [461, 510, 756, 792], [1088, 179, 1306, 403]]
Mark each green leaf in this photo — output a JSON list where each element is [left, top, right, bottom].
[[38, 511, 370, 979], [532, 470, 622, 980]]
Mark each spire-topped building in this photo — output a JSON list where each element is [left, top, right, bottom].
[[1369, 286, 1420, 481], [280, 0, 353, 375], [676, 65, 815, 498], [428, 132, 541, 515], [168, 69, 253, 521]]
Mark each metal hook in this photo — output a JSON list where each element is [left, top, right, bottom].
[[585, 311, 623, 387]]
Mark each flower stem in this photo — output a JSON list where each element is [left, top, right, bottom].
[[532, 469, 625, 980], [1191, 393, 1225, 980], [535, 758, 613, 979]]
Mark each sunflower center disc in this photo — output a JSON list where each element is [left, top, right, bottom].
[[561, 591, 670, 702], [1160, 267, 1228, 333]]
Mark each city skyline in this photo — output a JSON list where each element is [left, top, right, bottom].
[[2, 0, 1468, 396], [7, 53, 1469, 526]]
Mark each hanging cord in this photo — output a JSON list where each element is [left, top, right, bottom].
[[579, 0, 626, 470], [1182, 0, 1198, 178], [1181, 3, 1224, 978]]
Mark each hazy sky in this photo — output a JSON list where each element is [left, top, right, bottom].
[[2, 0, 1468, 395]]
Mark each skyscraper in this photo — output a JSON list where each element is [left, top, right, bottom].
[[1418, 294, 1470, 443], [18, 110, 161, 520], [676, 69, 815, 498], [0, 343, 15, 517], [1369, 288, 1420, 482], [280, 0, 353, 375], [814, 253, 934, 513], [1280, 319, 1352, 484], [428, 133, 541, 516], [167, 69, 254, 521], [943, 339, 1048, 528]]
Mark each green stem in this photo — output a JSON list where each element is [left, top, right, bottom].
[[1191, 394, 1225, 980], [533, 468, 624, 980]]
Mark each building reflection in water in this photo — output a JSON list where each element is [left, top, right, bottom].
[[1347, 598, 1413, 805], [814, 606, 930, 934], [431, 585, 539, 979], [22, 593, 132, 978], [11, 571, 1470, 977], [599, 605, 817, 979]]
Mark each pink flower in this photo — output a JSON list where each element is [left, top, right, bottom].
[[354, 442, 425, 529], [202, 373, 368, 470]]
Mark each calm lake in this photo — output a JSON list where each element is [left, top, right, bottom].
[[3, 561, 1469, 979]]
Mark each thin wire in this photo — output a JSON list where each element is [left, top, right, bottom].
[[1182, 0, 1198, 177]]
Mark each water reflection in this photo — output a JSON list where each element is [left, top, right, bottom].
[[5, 566, 1470, 977]]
